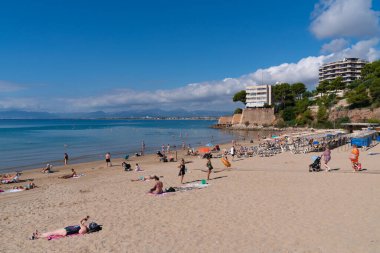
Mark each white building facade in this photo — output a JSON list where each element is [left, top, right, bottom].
[[246, 85, 272, 108], [319, 58, 368, 84]]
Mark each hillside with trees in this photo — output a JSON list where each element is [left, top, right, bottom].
[[232, 60, 380, 128]]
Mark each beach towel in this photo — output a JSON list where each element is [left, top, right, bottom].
[[73, 174, 85, 179], [47, 233, 83, 240], [148, 192, 171, 197], [0, 189, 24, 194], [174, 183, 209, 192]]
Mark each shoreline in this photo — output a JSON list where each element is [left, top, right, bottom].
[[2, 134, 380, 252]]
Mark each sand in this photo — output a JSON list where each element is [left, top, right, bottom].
[[1, 142, 380, 253]]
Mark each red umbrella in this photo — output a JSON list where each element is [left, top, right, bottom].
[[198, 147, 211, 153]]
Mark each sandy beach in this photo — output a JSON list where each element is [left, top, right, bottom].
[[1, 141, 380, 253]]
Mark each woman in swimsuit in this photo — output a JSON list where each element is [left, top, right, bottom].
[[178, 158, 186, 184], [30, 216, 101, 240], [149, 176, 163, 194], [206, 157, 213, 180], [58, 168, 77, 179]]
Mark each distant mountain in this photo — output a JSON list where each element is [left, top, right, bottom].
[[0, 109, 230, 119], [0, 110, 57, 119]]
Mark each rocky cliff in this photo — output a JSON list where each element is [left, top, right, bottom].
[[329, 107, 380, 122]]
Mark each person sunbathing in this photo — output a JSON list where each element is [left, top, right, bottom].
[[41, 164, 53, 173], [149, 176, 163, 194], [30, 216, 102, 240], [131, 175, 162, 182], [1, 172, 21, 184], [12, 182, 37, 190], [58, 168, 77, 179]]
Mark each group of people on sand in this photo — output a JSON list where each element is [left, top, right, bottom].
[[318, 144, 361, 173], [177, 157, 214, 185]]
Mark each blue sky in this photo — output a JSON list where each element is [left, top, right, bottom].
[[0, 0, 379, 112]]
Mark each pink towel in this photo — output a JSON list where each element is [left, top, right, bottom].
[[47, 233, 83, 240]]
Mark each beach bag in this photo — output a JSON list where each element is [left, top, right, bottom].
[[165, 187, 176, 192], [124, 163, 131, 171]]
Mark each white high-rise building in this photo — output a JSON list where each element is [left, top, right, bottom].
[[245, 85, 272, 108], [319, 58, 368, 84]]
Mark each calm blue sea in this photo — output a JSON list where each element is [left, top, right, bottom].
[[0, 119, 244, 173]]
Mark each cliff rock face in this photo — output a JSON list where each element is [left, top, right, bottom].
[[329, 107, 380, 122], [239, 108, 276, 125], [232, 114, 242, 124]]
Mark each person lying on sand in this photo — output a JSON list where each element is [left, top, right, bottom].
[[12, 182, 37, 190], [1, 172, 21, 184], [58, 168, 77, 179], [131, 175, 162, 182], [30, 216, 102, 240], [149, 176, 163, 194]]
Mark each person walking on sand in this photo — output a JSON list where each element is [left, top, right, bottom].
[[206, 157, 213, 180], [230, 146, 236, 161], [350, 144, 360, 172], [178, 158, 186, 184], [64, 153, 69, 165], [105, 152, 112, 167], [161, 144, 165, 154], [321, 146, 331, 172], [167, 144, 170, 154]]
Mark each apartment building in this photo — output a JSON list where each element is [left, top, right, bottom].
[[319, 58, 368, 84], [246, 85, 272, 108]]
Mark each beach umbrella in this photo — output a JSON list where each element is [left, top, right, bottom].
[[313, 141, 319, 145], [198, 147, 211, 153]]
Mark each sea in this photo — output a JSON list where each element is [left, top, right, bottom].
[[0, 119, 250, 173]]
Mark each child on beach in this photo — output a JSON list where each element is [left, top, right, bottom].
[[105, 152, 112, 167], [350, 144, 360, 172], [135, 163, 142, 172]]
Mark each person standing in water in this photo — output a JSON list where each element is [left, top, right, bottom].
[[64, 153, 69, 166]]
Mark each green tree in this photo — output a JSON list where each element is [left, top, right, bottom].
[[233, 90, 246, 105], [294, 98, 310, 115], [317, 104, 328, 122], [291, 82, 307, 100], [273, 83, 294, 109], [369, 78, 380, 104], [234, 108, 243, 114], [361, 60, 380, 81], [330, 76, 345, 91], [346, 84, 370, 108], [316, 80, 330, 94], [282, 106, 296, 122]]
